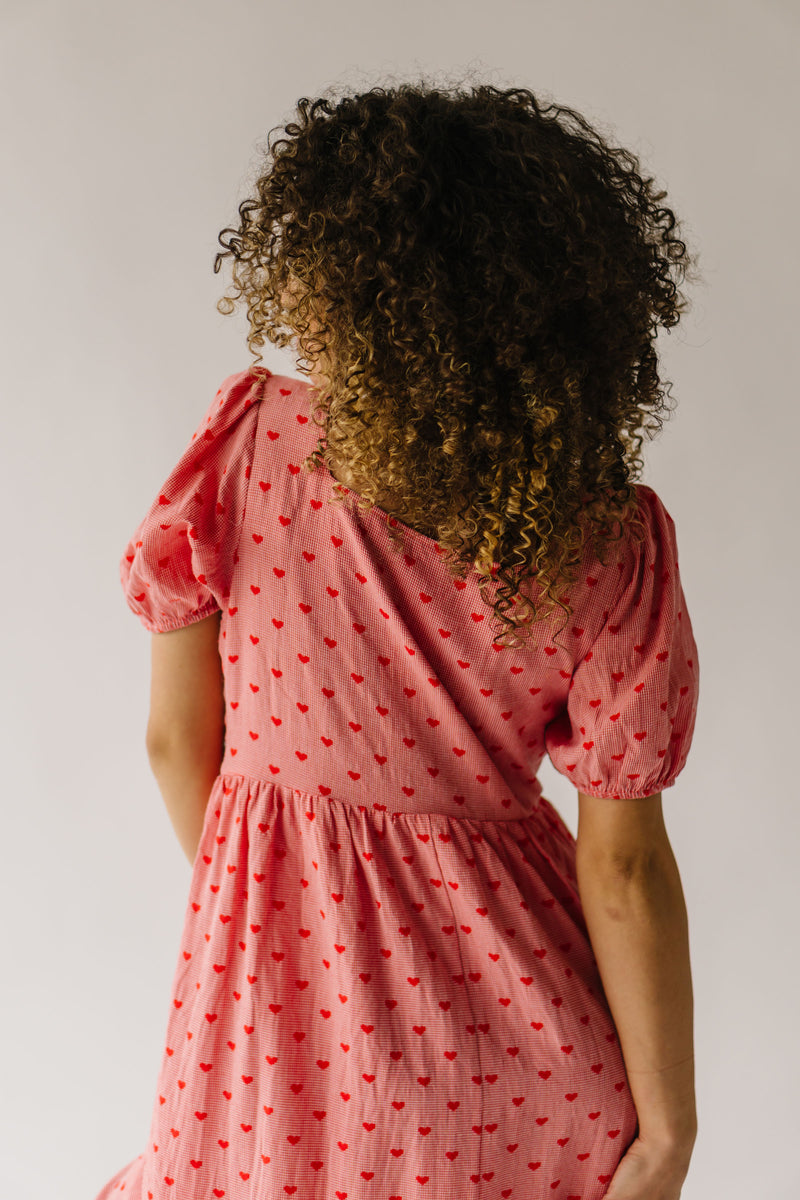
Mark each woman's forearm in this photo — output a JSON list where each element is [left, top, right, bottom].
[[147, 745, 222, 867], [575, 844, 697, 1147]]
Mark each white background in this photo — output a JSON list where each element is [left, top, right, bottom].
[[2, 1, 797, 1196]]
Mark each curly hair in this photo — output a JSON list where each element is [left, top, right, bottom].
[[213, 74, 702, 650]]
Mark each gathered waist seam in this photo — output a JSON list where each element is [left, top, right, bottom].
[[214, 769, 555, 828]]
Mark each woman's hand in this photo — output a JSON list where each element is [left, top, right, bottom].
[[603, 1131, 696, 1199]]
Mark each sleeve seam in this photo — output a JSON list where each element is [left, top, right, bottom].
[[577, 484, 650, 672], [229, 373, 270, 587]]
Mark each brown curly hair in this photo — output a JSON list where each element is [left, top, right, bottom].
[[213, 74, 702, 650]]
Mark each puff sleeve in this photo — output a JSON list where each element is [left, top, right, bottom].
[[119, 368, 269, 633], [544, 484, 700, 799]]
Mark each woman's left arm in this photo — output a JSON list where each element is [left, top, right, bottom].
[[145, 612, 226, 865]]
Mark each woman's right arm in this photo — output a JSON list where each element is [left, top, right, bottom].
[[574, 792, 698, 1152]]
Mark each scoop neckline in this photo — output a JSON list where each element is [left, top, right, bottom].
[[317, 460, 507, 579], [319, 459, 443, 548], [277, 369, 438, 547], [287, 370, 497, 564]]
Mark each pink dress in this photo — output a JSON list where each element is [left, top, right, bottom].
[[94, 367, 699, 1200]]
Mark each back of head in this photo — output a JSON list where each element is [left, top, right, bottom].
[[213, 72, 702, 650]]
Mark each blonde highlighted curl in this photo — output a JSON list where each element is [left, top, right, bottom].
[[214, 75, 702, 651]]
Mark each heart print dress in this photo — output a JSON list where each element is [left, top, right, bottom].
[[93, 366, 700, 1200]]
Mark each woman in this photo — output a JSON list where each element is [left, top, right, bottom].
[[97, 79, 701, 1200]]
